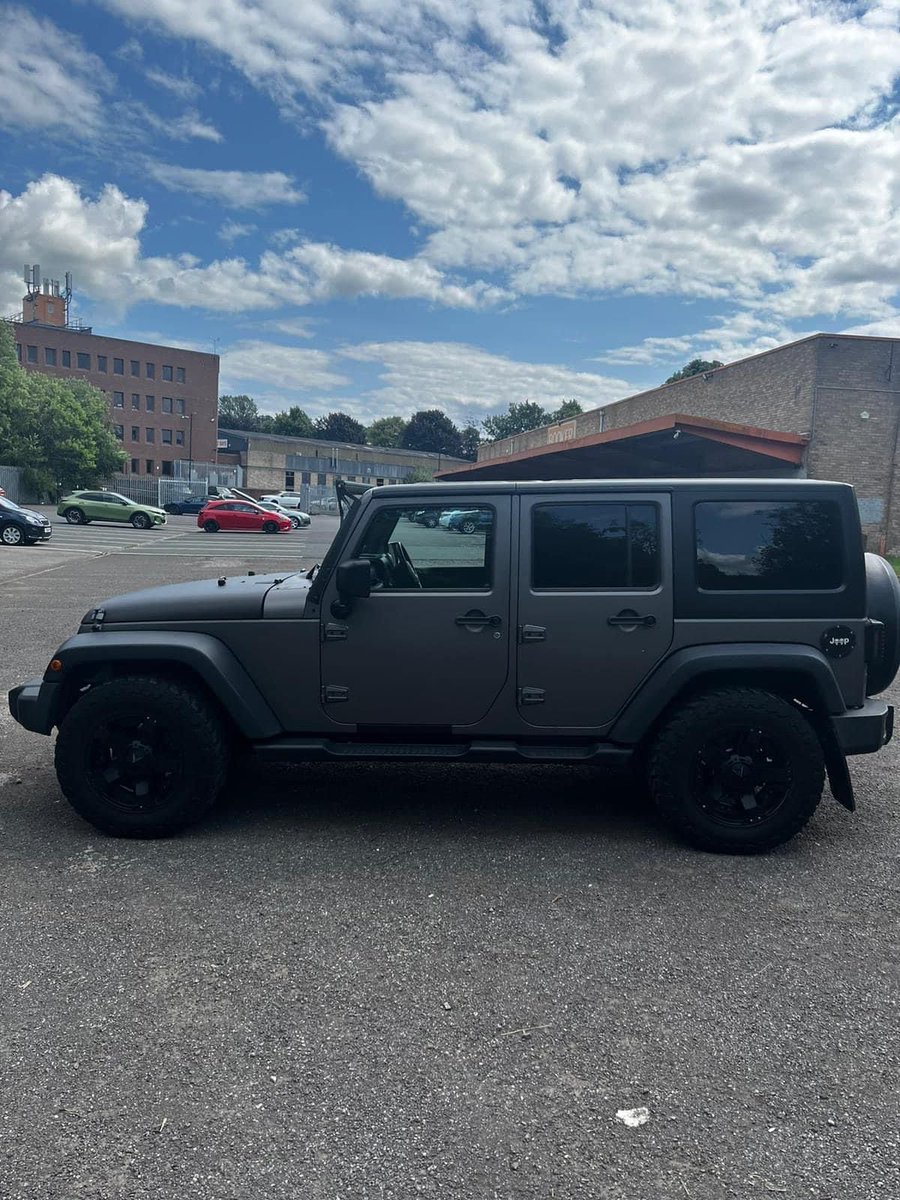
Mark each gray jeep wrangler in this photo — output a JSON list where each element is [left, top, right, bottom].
[[9, 479, 900, 853]]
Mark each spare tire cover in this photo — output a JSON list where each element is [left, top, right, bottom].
[[865, 552, 900, 695]]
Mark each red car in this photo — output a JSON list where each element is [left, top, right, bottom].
[[197, 499, 293, 534]]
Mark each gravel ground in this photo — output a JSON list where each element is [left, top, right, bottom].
[[0, 546, 898, 1199]]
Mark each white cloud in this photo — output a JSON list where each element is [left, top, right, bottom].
[[0, 5, 109, 136], [144, 67, 201, 101], [218, 220, 257, 243], [146, 164, 305, 208], [220, 341, 351, 395], [340, 341, 630, 425]]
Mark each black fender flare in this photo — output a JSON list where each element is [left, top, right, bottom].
[[49, 631, 282, 739]]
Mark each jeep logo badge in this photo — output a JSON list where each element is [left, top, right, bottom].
[[821, 626, 856, 659]]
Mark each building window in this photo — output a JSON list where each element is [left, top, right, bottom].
[[285, 471, 295, 489], [113, 358, 124, 375], [532, 503, 660, 589], [162, 365, 173, 381], [97, 355, 107, 373], [146, 395, 155, 411], [317, 473, 327, 486], [162, 429, 173, 444], [175, 398, 185, 414], [176, 366, 185, 383], [375, 478, 384, 486], [146, 428, 155, 443], [175, 430, 184, 446], [131, 458, 140, 474], [61, 350, 71, 367], [130, 360, 140, 376], [131, 426, 140, 440], [44, 347, 57, 366], [26, 345, 37, 363], [162, 396, 173, 413], [161, 460, 173, 476], [146, 362, 155, 379], [347, 475, 357, 482], [131, 393, 140, 409], [76, 351, 90, 370], [301, 471, 310, 485], [146, 459, 154, 474], [695, 501, 843, 591], [113, 391, 124, 407], [113, 424, 124, 440]]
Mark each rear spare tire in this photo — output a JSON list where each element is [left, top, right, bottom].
[[864, 553, 900, 695], [648, 688, 825, 854]]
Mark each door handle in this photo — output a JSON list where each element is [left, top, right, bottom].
[[455, 612, 502, 628], [607, 610, 656, 628]]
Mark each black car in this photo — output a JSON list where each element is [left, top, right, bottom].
[[0, 496, 53, 546], [163, 495, 212, 516]]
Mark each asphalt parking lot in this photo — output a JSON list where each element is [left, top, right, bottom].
[[1, 513, 899, 1199]]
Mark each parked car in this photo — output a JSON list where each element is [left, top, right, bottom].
[[163, 495, 211, 516], [412, 508, 442, 528], [260, 491, 308, 510], [197, 499, 293, 534], [57, 491, 167, 529], [447, 509, 494, 534], [0, 495, 53, 546], [256, 500, 310, 528]]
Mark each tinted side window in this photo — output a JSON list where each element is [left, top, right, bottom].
[[532, 503, 659, 589], [695, 501, 843, 590]]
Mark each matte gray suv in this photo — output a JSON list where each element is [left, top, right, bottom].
[[9, 479, 899, 853]]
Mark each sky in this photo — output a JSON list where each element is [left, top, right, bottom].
[[1, 0, 898, 428]]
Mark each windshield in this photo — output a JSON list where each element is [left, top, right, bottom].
[[0, 496, 23, 513]]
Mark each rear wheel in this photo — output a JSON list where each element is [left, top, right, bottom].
[[64, 507, 85, 525], [263, 520, 279, 534], [203, 519, 219, 533], [423, 514, 438, 528], [55, 676, 229, 837], [460, 518, 477, 534], [163, 503, 183, 515], [647, 688, 825, 854], [1, 522, 25, 546], [131, 512, 151, 530]]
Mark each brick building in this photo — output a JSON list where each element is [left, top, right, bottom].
[[218, 429, 468, 495], [7, 276, 219, 477], [439, 333, 900, 552]]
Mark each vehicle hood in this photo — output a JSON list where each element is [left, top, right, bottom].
[[82, 571, 308, 626], [17, 508, 49, 522]]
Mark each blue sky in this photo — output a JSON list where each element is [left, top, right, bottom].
[[1, 0, 898, 428]]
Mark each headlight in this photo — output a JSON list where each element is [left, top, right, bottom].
[[26, 515, 42, 525]]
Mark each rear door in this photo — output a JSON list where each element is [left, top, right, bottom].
[[516, 492, 673, 728]]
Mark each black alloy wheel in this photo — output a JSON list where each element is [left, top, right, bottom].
[[1, 522, 25, 546], [263, 520, 279, 534], [64, 508, 85, 524], [131, 512, 151, 530], [203, 519, 219, 533]]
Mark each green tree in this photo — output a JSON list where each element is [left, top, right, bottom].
[[218, 394, 262, 430], [314, 412, 368, 444], [271, 406, 316, 438], [481, 400, 549, 441], [401, 410, 463, 456], [366, 416, 407, 448], [551, 399, 583, 421], [402, 466, 435, 483], [0, 322, 28, 460], [16, 376, 124, 497], [664, 359, 724, 384], [459, 423, 481, 461]]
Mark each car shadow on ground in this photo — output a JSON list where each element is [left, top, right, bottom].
[[212, 758, 664, 846]]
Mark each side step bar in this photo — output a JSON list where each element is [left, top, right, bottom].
[[252, 738, 633, 766]]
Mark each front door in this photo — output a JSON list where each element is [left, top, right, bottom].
[[516, 492, 673, 729], [321, 496, 511, 727]]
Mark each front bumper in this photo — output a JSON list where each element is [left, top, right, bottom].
[[831, 700, 894, 756], [8, 677, 61, 735], [26, 524, 52, 542], [151, 514, 166, 525]]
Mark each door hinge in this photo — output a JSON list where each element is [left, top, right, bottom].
[[322, 685, 349, 703], [323, 623, 349, 641], [518, 686, 546, 705], [519, 624, 546, 643]]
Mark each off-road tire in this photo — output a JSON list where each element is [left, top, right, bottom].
[[647, 687, 825, 854], [55, 675, 229, 838], [203, 519, 219, 533], [263, 520, 279, 534], [131, 512, 151, 530], [0, 522, 25, 546], [64, 508, 85, 524]]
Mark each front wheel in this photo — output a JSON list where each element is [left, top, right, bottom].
[[459, 518, 477, 534], [1, 522, 25, 546], [423, 515, 438, 528], [131, 512, 151, 530], [64, 508, 85, 525], [262, 520, 279, 534], [54, 676, 229, 837], [647, 688, 825, 854], [289, 516, 301, 529], [203, 519, 219, 533]]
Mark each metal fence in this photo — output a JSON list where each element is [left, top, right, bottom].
[[95, 463, 241, 508], [0, 465, 38, 505]]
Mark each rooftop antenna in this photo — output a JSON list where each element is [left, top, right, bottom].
[[63, 273, 73, 325]]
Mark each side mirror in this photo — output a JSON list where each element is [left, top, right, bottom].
[[336, 558, 371, 600]]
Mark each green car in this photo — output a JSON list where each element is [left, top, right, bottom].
[[57, 491, 167, 530]]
